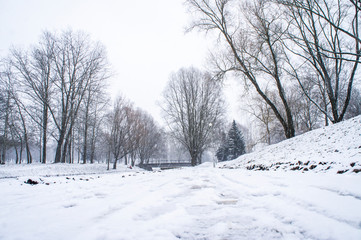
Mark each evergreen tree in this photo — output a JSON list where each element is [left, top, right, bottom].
[[216, 120, 246, 162], [227, 120, 245, 160]]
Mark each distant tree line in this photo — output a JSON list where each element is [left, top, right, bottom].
[[104, 95, 165, 169], [0, 30, 165, 166], [186, 0, 361, 146]]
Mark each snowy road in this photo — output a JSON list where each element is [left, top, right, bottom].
[[1, 166, 361, 240]]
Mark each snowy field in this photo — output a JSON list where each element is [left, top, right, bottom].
[[1, 166, 361, 240], [1, 116, 361, 240]]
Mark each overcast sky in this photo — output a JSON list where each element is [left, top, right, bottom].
[[0, 0, 241, 125]]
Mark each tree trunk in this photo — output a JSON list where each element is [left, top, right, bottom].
[[1, 94, 10, 164], [107, 150, 110, 170], [82, 105, 89, 164], [11, 130, 19, 164], [17, 103, 32, 164], [19, 138, 23, 164], [54, 130, 65, 163], [42, 103, 48, 164], [191, 154, 197, 166], [124, 155, 128, 165]]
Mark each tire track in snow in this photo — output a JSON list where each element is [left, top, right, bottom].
[[216, 171, 361, 239]]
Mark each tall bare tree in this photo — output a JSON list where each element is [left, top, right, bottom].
[[162, 67, 225, 166], [280, 0, 360, 123], [0, 64, 13, 164], [106, 96, 134, 169], [186, 0, 297, 138], [79, 69, 109, 164], [49, 30, 108, 163], [0, 62, 34, 164], [10, 32, 55, 163]]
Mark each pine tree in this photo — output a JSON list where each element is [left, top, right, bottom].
[[227, 120, 246, 160], [216, 121, 246, 162]]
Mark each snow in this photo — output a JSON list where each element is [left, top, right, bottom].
[[221, 115, 361, 174], [1, 168, 361, 240], [1, 116, 361, 239], [0, 162, 136, 179]]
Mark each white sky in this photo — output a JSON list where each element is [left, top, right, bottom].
[[0, 0, 242, 125]]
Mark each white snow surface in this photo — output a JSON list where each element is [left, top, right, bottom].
[[1, 116, 361, 240], [0, 162, 135, 179], [1, 167, 361, 240], [221, 115, 361, 174]]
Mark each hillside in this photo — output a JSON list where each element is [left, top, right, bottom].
[[220, 116, 361, 174]]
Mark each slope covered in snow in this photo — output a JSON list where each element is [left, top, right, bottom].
[[221, 116, 361, 174]]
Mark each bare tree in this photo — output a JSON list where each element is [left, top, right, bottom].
[[9, 32, 55, 163], [186, 0, 297, 139], [344, 87, 361, 119], [280, 0, 360, 123], [136, 110, 164, 165], [0, 62, 34, 164], [106, 96, 133, 169], [244, 92, 285, 145], [79, 69, 109, 164], [2, 30, 109, 164], [0, 65, 13, 164], [162, 67, 225, 166], [49, 30, 109, 163]]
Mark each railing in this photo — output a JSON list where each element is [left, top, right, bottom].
[[138, 160, 192, 170]]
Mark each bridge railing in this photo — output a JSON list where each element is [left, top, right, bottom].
[[138, 160, 192, 171], [146, 160, 191, 164]]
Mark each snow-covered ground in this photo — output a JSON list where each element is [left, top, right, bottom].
[[221, 116, 361, 174], [1, 166, 361, 240], [0, 162, 134, 179], [1, 116, 361, 240]]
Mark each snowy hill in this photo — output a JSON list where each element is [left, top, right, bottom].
[[220, 116, 361, 174]]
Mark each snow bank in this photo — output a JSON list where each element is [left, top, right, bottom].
[[221, 115, 361, 174], [0, 162, 138, 179]]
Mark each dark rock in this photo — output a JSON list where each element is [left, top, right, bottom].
[[310, 165, 317, 170], [350, 162, 356, 167], [24, 179, 38, 185]]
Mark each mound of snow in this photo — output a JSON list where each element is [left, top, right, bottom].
[[0, 162, 138, 179], [220, 115, 361, 174]]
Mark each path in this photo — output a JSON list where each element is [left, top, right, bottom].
[[1, 167, 361, 240]]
